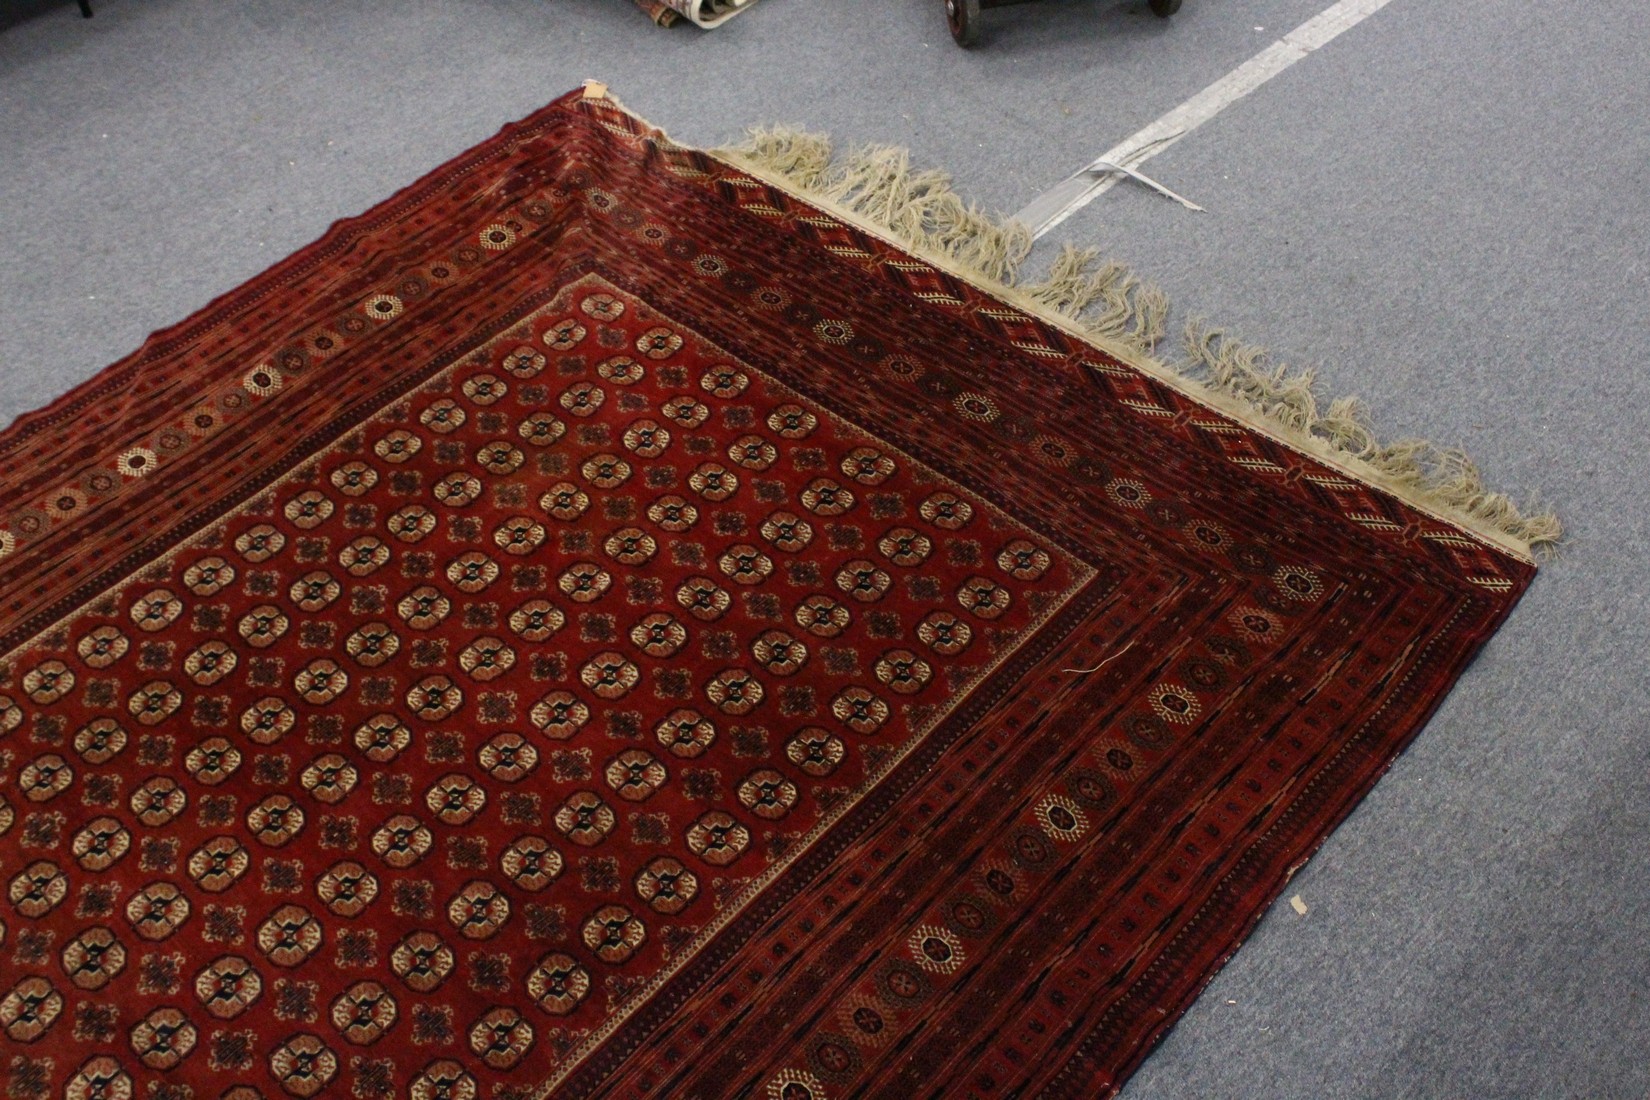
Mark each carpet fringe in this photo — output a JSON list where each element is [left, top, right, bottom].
[[714, 127, 1559, 561]]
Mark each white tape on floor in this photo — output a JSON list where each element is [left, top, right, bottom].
[[1014, 0, 1399, 237]]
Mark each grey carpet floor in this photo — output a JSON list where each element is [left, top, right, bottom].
[[2, 2, 1645, 1097]]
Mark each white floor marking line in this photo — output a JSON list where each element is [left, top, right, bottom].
[[1014, 0, 1399, 237]]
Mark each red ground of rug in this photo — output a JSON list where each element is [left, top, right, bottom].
[[0, 89, 1532, 1100]]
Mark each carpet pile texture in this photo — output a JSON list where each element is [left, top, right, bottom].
[[0, 85, 1546, 1099]]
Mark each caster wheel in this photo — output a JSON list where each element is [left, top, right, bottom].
[[947, 0, 981, 46], [1149, 0, 1182, 15]]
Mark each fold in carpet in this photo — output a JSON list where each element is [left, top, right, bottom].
[[0, 84, 1554, 1099]]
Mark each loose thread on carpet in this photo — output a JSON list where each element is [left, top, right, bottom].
[[1063, 641, 1136, 676]]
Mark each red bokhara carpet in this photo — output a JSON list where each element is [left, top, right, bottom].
[[0, 86, 1548, 1100]]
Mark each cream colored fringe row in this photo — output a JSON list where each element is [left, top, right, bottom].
[[714, 127, 1561, 561]]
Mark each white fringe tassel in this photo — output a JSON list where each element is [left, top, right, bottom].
[[714, 127, 1560, 561]]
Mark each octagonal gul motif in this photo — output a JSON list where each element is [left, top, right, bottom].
[[0, 274, 1083, 1100]]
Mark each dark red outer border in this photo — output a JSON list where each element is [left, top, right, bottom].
[[0, 90, 588, 465], [1086, 582, 1527, 1099]]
